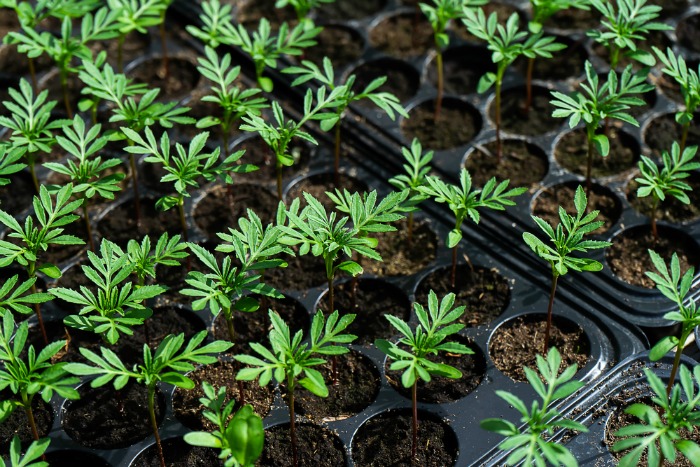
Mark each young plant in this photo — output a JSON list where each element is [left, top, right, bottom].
[[283, 57, 408, 185], [550, 61, 652, 196], [462, 8, 565, 156], [48, 238, 166, 345], [126, 232, 189, 288], [183, 382, 265, 467], [64, 331, 233, 467], [235, 309, 356, 467], [375, 290, 472, 460], [587, 0, 670, 70], [0, 313, 80, 444], [186, 0, 236, 48], [106, 0, 165, 72], [646, 250, 699, 396], [276, 0, 335, 24], [43, 115, 126, 251], [481, 347, 587, 466], [522, 185, 611, 355], [635, 142, 700, 240], [612, 364, 700, 466], [418, 168, 526, 288], [1, 436, 50, 467], [653, 47, 700, 152], [0, 184, 84, 344]]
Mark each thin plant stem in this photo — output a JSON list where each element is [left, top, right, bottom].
[[82, 201, 95, 252], [287, 373, 298, 467], [276, 161, 283, 201], [117, 34, 125, 73], [524, 57, 534, 114], [585, 128, 594, 199], [333, 121, 341, 187], [138, 276, 152, 345], [23, 398, 40, 441], [29, 262, 48, 346], [494, 78, 503, 164], [543, 272, 559, 355], [177, 200, 188, 243], [148, 385, 166, 467], [411, 380, 418, 460], [159, 15, 169, 79], [681, 123, 690, 153], [666, 329, 690, 396], [28, 57, 37, 93], [450, 245, 458, 289], [225, 309, 235, 344], [128, 152, 142, 226], [650, 196, 659, 241], [435, 50, 444, 120], [60, 69, 73, 119], [28, 155, 39, 194]]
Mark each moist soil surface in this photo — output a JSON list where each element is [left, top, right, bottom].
[[351, 59, 420, 106], [555, 126, 639, 178], [264, 248, 330, 291], [62, 382, 165, 449], [128, 56, 200, 101], [606, 226, 700, 288], [627, 173, 700, 223], [97, 196, 182, 247], [131, 437, 222, 467], [644, 112, 700, 158], [0, 395, 52, 454], [285, 172, 368, 213], [402, 99, 480, 151], [385, 336, 486, 403], [490, 314, 590, 382], [304, 25, 364, 69], [464, 139, 548, 187], [415, 265, 511, 327], [532, 182, 622, 235], [361, 217, 437, 276], [490, 86, 560, 136], [260, 423, 346, 467], [368, 13, 433, 59], [317, 279, 411, 344], [44, 450, 111, 466], [172, 359, 275, 430], [513, 35, 588, 82], [351, 411, 458, 467], [0, 172, 34, 216], [546, 5, 601, 31], [282, 350, 379, 422]]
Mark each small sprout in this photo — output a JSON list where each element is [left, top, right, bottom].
[[376, 290, 472, 460], [183, 382, 265, 467], [126, 232, 189, 287], [1, 436, 50, 467], [186, 0, 237, 48], [612, 365, 700, 466], [235, 309, 356, 467], [523, 185, 611, 354], [107, 0, 165, 71], [65, 331, 233, 467], [635, 142, 700, 240], [646, 250, 699, 396], [481, 347, 587, 466]]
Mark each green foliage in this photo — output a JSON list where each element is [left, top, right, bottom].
[[375, 290, 472, 388], [0, 145, 26, 187], [126, 232, 188, 286], [636, 142, 699, 206], [0, 275, 52, 317], [49, 239, 166, 344], [275, 0, 334, 22], [186, 0, 236, 48], [528, 0, 589, 33], [389, 138, 434, 213], [1, 436, 50, 467], [183, 382, 264, 467], [612, 365, 700, 467], [654, 47, 700, 128], [107, 0, 165, 35], [481, 347, 587, 466], [421, 0, 486, 50], [77, 54, 148, 114]]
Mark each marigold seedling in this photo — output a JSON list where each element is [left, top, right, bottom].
[[186, 0, 236, 48], [107, 0, 166, 72], [1, 436, 50, 467]]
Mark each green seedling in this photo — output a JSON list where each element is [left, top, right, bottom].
[[0, 313, 80, 444], [523, 185, 610, 354], [186, 0, 236, 48], [235, 309, 356, 467], [0, 184, 84, 344], [49, 238, 166, 345], [283, 56, 407, 185], [463, 8, 565, 155], [0, 145, 26, 188], [65, 331, 233, 467], [376, 290, 472, 460], [0, 275, 52, 319], [646, 250, 699, 396], [587, 0, 670, 70], [635, 142, 700, 240], [126, 232, 188, 288], [276, 0, 334, 24], [106, 0, 166, 72], [481, 347, 587, 466], [1, 436, 50, 467], [183, 382, 264, 467], [44, 115, 125, 251], [612, 364, 700, 466], [550, 61, 652, 196], [418, 168, 526, 288]]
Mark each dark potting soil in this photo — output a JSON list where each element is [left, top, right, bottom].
[[426, 45, 495, 96], [644, 112, 700, 159], [303, 25, 364, 69], [385, 336, 486, 403], [0, 171, 35, 216], [237, 0, 297, 31], [677, 13, 700, 53], [606, 226, 700, 288], [555, 126, 639, 178], [592, 30, 671, 72], [317, 279, 411, 344], [415, 265, 510, 327], [264, 247, 330, 291], [513, 35, 588, 82], [650, 0, 689, 18], [44, 450, 111, 466], [285, 172, 369, 213], [491, 85, 561, 136], [62, 381, 165, 449], [451, 1, 522, 42], [172, 360, 275, 431], [92, 30, 151, 70], [546, 5, 601, 31], [489, 315, 590, 383], [368, 13, 433, 59], [351, 411, 458, 467], [194, 183, 278, 239], [170, 95, 227, 142], [362, 217, 437, 276], [260, 423, 346, 467], [234, 136, 311, 182], [131, 437, 223, 467], [532, 181, 622, 235], [401, 99, 480, 151], [0, 395, 52, 454], [212, 295, 309, 353], [283, 350, 379, 422], [464, 139, 548, 187], [351, 59, 420, 106], [317, 0, 387, 21], [127, 56, 200, 101], [627, 172, 700, 224], [97, 196, 182, 247]]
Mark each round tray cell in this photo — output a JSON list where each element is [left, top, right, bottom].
[[45, 450, 111, 467], [352, 409, 459, 467], [531, 180, 623, 235], [130, 436, 221, 467], [644, 111, 700, 159], [452, 2, 525, 43], [677, 13, 700, 53], [303, 25, 365, 70], [555, 126, 640, 179], [488, 84, 562, 136], [261, 422, 346, 467], [317, 0, 388, 22], [349, 57, 420, 106], [369, 12, 433, 59], [401, 97, 482, 151], [489, 313, 591, 383], [513, 34, 588, 82], [627, 171, 700, 224], [126, 55, 200, 102], [284, 171, 369, 212], [426, 44, 495, 96], [464, 138, 549, 188], [605, 224, 700, 289], [0, 393, 53, 454]]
